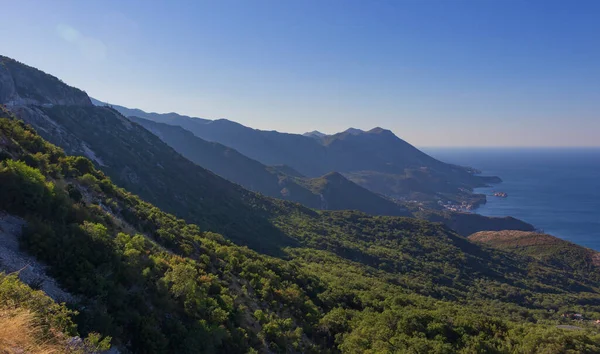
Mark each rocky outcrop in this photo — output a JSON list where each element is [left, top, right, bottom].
[[0, 212, 76, 303], [0, 60, 18, 103], [6, 105, 81, 152]]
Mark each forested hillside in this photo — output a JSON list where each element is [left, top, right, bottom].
[[470, 230, 600, 277], [2, 115, 600, 353], [3, 55, 600, 353], [0, 116, 327, 352], [416, 209, 535, 236]]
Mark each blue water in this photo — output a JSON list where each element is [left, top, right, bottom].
[[423, 148, 600, 250]]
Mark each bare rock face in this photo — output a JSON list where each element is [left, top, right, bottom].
[[0, 212, 76, 303], [0, 61, 18, 103]]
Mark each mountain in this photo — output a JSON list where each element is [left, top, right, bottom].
[[98, 99, 498, 208], [0, 116, 332, 352], [127, 116, 529, 226], [1, 56, 292, 253], [3, 55, 600, 352], [130, 116, 410, 217], [107, 116, 532, 233], [302, 130, 327, 139], [4, 114, 600, 352], [0, 57, 90, 106], [129, 116, 317, 202], [294, 171, 411, 215], [92, 98, 328, 177], [1, 55, 520, 242]]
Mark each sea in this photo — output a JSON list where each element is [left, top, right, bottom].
[[423, 148, 600, 251]]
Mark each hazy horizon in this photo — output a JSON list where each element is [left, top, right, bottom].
[[2, 0, 599, 147]]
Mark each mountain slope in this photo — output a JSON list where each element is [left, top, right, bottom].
[[129, 116, 312, 202], [13, 104, 297, 253], [0, 116, 326, 352], [130, 116, 409, 216], [98, 99, 498, 207], [0, 77, 293, 255], [296, 171, 410, 215], [416, 209, 535, 236], [0, 56, 90, 106], [3, 116, 600, 353], [2, 56, 600, 352]]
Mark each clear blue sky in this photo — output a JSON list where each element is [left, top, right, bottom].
[[2, 0, 599, 146]]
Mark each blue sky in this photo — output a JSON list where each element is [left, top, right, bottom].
[[2, 0, 599, 146]]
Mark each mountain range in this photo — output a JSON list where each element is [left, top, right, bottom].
[[1, 55, 532, 235], [129, 115, 410, 217], [4, 54, 598, 353], [92, 98, 499, 209], [91, 98, 529, 235]]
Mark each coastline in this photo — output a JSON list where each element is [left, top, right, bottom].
[[423, 148, 600, 251], [471, 169, 600, 251]]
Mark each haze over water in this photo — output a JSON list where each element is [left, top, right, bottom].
[[425, 148, 600, 251]]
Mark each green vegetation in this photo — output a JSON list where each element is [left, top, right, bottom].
[[30, 104, 294, 254], [416, 209, 535, 236], [3, 116, 600, 353], [470, 231, 600, 281], [295, 171, 409, 216], [0, 117, 321, 352]]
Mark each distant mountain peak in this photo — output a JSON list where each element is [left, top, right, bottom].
[[367, 127, 391, 134], [343, 127, 364, 135], [322, 171, 345, 180], [303, 130, 327, 138]]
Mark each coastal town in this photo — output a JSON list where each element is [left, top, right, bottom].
[[439, 191, 509, 212]]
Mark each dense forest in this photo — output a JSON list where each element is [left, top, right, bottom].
[[2, 113, 600, 353]]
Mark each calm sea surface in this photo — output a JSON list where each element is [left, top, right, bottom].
[[423, 148, 600, 250]]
